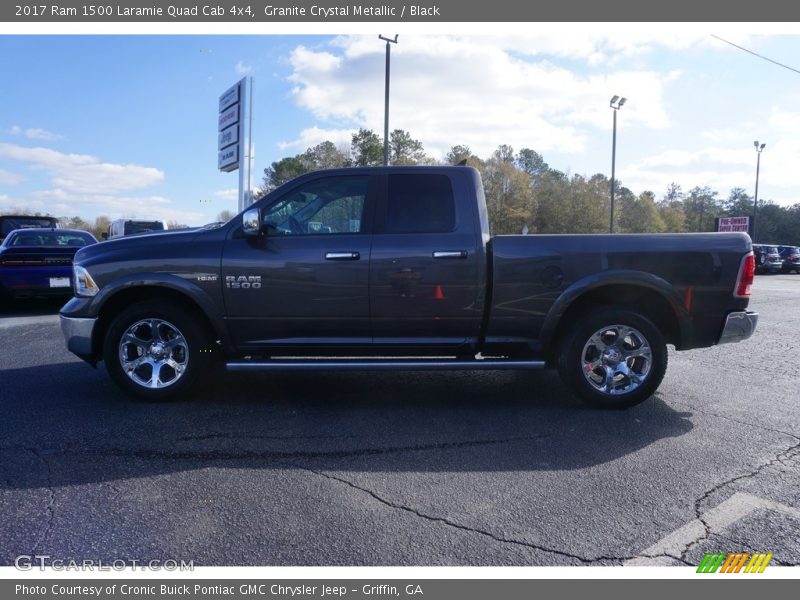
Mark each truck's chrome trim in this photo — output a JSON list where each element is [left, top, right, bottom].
[[718, 311, 758, 345], [226, 358, 546, 372], [60, 315, 97, 356]]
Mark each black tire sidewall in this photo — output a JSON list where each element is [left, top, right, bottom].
[[103, 300, 210, 401], [557, 309, 667, 409]]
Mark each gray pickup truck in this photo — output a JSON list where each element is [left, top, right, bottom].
[[60, 166, 757, 408]]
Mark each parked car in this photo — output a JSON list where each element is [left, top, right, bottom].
[[0, 228, 98, 300], [61, 166, 757, 409], [753, 244, 783, 274], [778, 246, 800, 273], [0, 215, 60, 244]]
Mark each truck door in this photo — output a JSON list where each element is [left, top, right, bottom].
[[369, 171, 484, 349], [221, 174, 376, 350]]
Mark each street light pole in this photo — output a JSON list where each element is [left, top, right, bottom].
[[609, 95, 626, 233], [752, 141, 765, 242], [379, 34, 398, 167]]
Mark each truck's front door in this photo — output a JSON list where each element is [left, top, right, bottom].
[[369, 171, 484, 350], [222, 174, 376, 351]]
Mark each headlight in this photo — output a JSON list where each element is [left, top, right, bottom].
[[73, 265, 99, 297]]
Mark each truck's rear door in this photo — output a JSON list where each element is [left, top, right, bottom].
[[369, 170, 485, 349]]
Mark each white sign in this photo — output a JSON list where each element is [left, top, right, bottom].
[[218, 145, 239, 172], [219, 83, 240, 112], [718, 216, 750, 232], [218, 124, 239, 151], [218, 104, 239, 132]]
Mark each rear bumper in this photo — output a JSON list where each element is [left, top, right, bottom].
[[60, 314, 97, 359], [718, 311, 758, 345]]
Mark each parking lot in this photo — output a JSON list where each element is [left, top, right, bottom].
[[1, 275, 799, 567]]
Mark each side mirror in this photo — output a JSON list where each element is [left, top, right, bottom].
[[101, 232, 108, 240], [242, 208, 262, 237]]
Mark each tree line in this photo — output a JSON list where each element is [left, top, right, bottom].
[[4, 127, 799, 245], [258, 128, 800, 245]]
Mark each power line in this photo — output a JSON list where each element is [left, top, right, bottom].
[[711, 34, 800, 76]]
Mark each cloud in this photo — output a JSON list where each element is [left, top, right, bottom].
[[214, 188, 239, 200], [235, 60, 253, 76], [9, 125, 64, 141], [29, 189, 203, 223], [285, 37, 679, 158], [619, 105, 800, 206], [0, 142, 164, 194], [278, 126, 353, 152], [0, 168, 24, 185]]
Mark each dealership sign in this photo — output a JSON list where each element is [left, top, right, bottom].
[[717, 216, 750, 232], [217, 77, 253, 211]]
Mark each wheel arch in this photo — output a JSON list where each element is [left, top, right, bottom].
[[540, 271, 690, 357], [92, 284, 223, 359]]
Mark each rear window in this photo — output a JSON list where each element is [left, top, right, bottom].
[[9, 232, 94, 247], [124, 221, 164, 235], [767, 247, 779, 254], [386, 174, 456, 234]]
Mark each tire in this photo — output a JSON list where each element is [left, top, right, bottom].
[[102, 300, 214, 401], [556, 308, 668, 409]]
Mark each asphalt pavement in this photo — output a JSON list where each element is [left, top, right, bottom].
[[1, 277, 798, 566]]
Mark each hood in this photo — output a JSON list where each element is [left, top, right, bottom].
[[74, 227, 203, 264]]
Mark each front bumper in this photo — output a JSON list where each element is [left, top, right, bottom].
[[60, 314, 97, 358], [718, 311, 758, 345]]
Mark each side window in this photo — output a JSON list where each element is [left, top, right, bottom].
[[386, 174, 456, 234], [262, 176, 368, 236]]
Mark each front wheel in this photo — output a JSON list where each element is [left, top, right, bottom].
[[557, 309, 668, 409], [103, 300, 213, 401]]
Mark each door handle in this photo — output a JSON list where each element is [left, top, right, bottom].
[[325, 251, 360, 260], [432, 251, 468, 259]]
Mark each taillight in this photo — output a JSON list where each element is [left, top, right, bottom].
[[735, 253, 755, 298]]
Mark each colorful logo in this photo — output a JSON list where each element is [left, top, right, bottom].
[[697, 552, 773, 573]]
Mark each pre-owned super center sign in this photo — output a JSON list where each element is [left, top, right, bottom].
[[717, 216, 750, 232]]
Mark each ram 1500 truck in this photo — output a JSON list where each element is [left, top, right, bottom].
[[60, 166, 758, 408]]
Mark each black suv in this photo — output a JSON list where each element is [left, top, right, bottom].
[[778, 246, 800, 273], [753, 244, 783, 274]]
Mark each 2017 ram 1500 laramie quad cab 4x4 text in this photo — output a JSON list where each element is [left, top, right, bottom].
[[60, 166, 757, 408]]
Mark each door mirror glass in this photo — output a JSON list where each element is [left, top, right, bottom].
[[242, 208, 261, 237]]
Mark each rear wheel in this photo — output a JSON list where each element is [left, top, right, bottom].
[[557, 308, 667, 409], [103, 300, 213, 401]]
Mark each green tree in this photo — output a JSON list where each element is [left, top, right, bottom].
[[444, 144, 483, 168], [516, 148, 549, 185], [658, 183, 686, 232], [351, 128, 383, 167], [481, 145, 534, 234], [92, 215, 111, 239], [684, 186, 719, 232], [619, 190, 666, 233], [389, 129, 428, 165]]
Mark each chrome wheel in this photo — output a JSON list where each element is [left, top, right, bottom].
[[118, 318, 189, 389], [581, 324, 652, 396]]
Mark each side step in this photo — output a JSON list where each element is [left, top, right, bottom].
[[226, 358, 546, 372]]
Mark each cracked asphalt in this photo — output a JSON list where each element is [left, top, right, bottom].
[[1, 275, 799, 566]]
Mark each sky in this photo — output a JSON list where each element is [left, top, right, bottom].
[[1, 30, 800, 225]]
